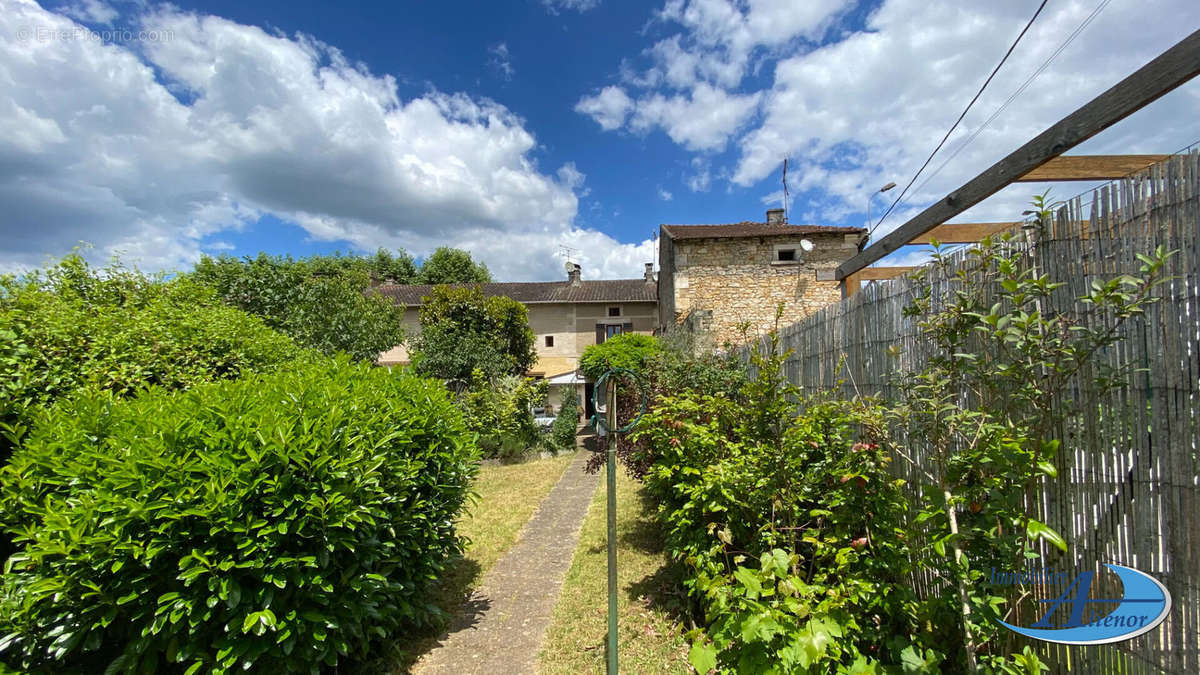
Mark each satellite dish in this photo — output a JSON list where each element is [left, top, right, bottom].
[[800, 239, 814, 252], [565, 260, 575, 273]]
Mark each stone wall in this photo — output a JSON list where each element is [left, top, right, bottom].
[[670, 233, 857, 346]]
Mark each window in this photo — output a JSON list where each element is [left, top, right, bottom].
[[545, 335, 554, 347], [607, 306, 621, 317], [605, 324, 623, 339], [776, 248, 796, 261]]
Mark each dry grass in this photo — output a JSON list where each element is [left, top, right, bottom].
[[385, 452, 575, 672], [538, 468, 691, 675], [459, 454, 576, 573]]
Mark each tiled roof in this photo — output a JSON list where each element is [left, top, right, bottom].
[[375, 279, 657, 307], [661, 222, 865, 240]]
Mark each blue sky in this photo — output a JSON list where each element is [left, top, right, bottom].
[[3, 0, 1199, 280]]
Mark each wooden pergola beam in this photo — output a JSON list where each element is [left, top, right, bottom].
[[1017, 154, 1170, 181], [837, 29, 1200, 281], [907, 222, 1020, 244], [844, 267, 917, 297]]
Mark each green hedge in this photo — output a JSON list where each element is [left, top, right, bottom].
[[0, 256, 309, 459], [0, 359, 479, 674]]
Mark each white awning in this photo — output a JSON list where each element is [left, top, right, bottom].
[[546, 371, 585, 385]]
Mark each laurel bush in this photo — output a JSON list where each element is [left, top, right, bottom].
[[0, 359, 478, 674]]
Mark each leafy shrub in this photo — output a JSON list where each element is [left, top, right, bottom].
[[411, 286, 536, 384], [458, 371, 548, 461], [586, 333, 745, 476], [550, 392, 580, 453], [0, 255, 308, 460], [632, 337, 918, 672], [578, 333, 660, 380], [0, 359, 479, 674], [190, 253, 404, 362]]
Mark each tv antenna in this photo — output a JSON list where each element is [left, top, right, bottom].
[[781, 158, 790, 224], [558, 244, 579, 265]]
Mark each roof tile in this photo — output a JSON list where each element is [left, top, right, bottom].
[[375, 279, 657, 307], [661, 222, 864, 240]]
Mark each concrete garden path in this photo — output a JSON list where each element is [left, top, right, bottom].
[[414, 450, 601, 674]]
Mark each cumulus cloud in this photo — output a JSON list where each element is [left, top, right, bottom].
[[629, 83, 760, 151], [0, 0, 653, 280], [580, 0, 1200, 245], [577, 0, 845, 154], [657, 187, 673, 201], [732, 0, 1200, 232]]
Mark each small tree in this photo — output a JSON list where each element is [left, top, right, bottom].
[[893, 205, 1172, 672], [410, 285, 535, 384], [416, 247, 492, 284]]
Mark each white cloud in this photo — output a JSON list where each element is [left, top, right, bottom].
[[733, 0, 1200, 233], [578, 0, 846, 152], [542, 0, 601, 15], [581, 0, 1200, 250], [629, 83, 760, 151], [489, 42, 514, 80], [657, 186, 673, 201], [0, 0, 657, 279], [575, 85, 634, 131]]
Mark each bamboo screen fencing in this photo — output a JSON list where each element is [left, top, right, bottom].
[[737, 152, 1199, 673]]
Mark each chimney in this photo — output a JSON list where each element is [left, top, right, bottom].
[[567, 262, 581, 285], [766, 208, 785, 224], [643, 263, 655, 283]]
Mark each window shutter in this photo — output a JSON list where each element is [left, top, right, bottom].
[[596, 324, 606, 344]]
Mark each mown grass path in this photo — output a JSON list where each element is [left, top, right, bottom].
[[413, 450, 600, 674]]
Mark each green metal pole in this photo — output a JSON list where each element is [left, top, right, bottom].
[[606, 381, 619, 675]]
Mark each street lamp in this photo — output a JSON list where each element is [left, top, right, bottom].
[[866, 182, 897, 230], [861, 182, 897, 248]]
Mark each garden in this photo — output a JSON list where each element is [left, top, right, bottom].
[[567, 224, 1172, 674], [0, 248, 576, 674], [0, 216, 1176, 674]]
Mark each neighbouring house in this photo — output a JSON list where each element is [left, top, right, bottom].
[[375, 263, 657, 421], [657, 208, 865, 347]]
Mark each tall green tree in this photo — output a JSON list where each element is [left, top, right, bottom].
[[416, 247, 492, 284], [410, 285, 535, 383], [191, 253, 404, 362]]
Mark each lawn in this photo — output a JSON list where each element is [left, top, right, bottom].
[[386, 452, 575, 671], [538, 468, 691, 674]]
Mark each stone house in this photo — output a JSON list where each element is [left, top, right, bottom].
[[657, 209, 865, 346], [375, 263, 657, 419]]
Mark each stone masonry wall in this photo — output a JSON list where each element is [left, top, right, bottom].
[[671, 233, 858, 347]]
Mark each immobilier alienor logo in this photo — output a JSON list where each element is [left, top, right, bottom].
[[991, 563, 1171, 645]]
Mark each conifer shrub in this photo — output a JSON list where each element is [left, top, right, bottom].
[[550, 392, 580, 453], [0, 359, 478, 674]]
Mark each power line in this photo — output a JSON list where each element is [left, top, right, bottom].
[[871, 0, 1049, 235], [911, 0, 1114, 198]]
